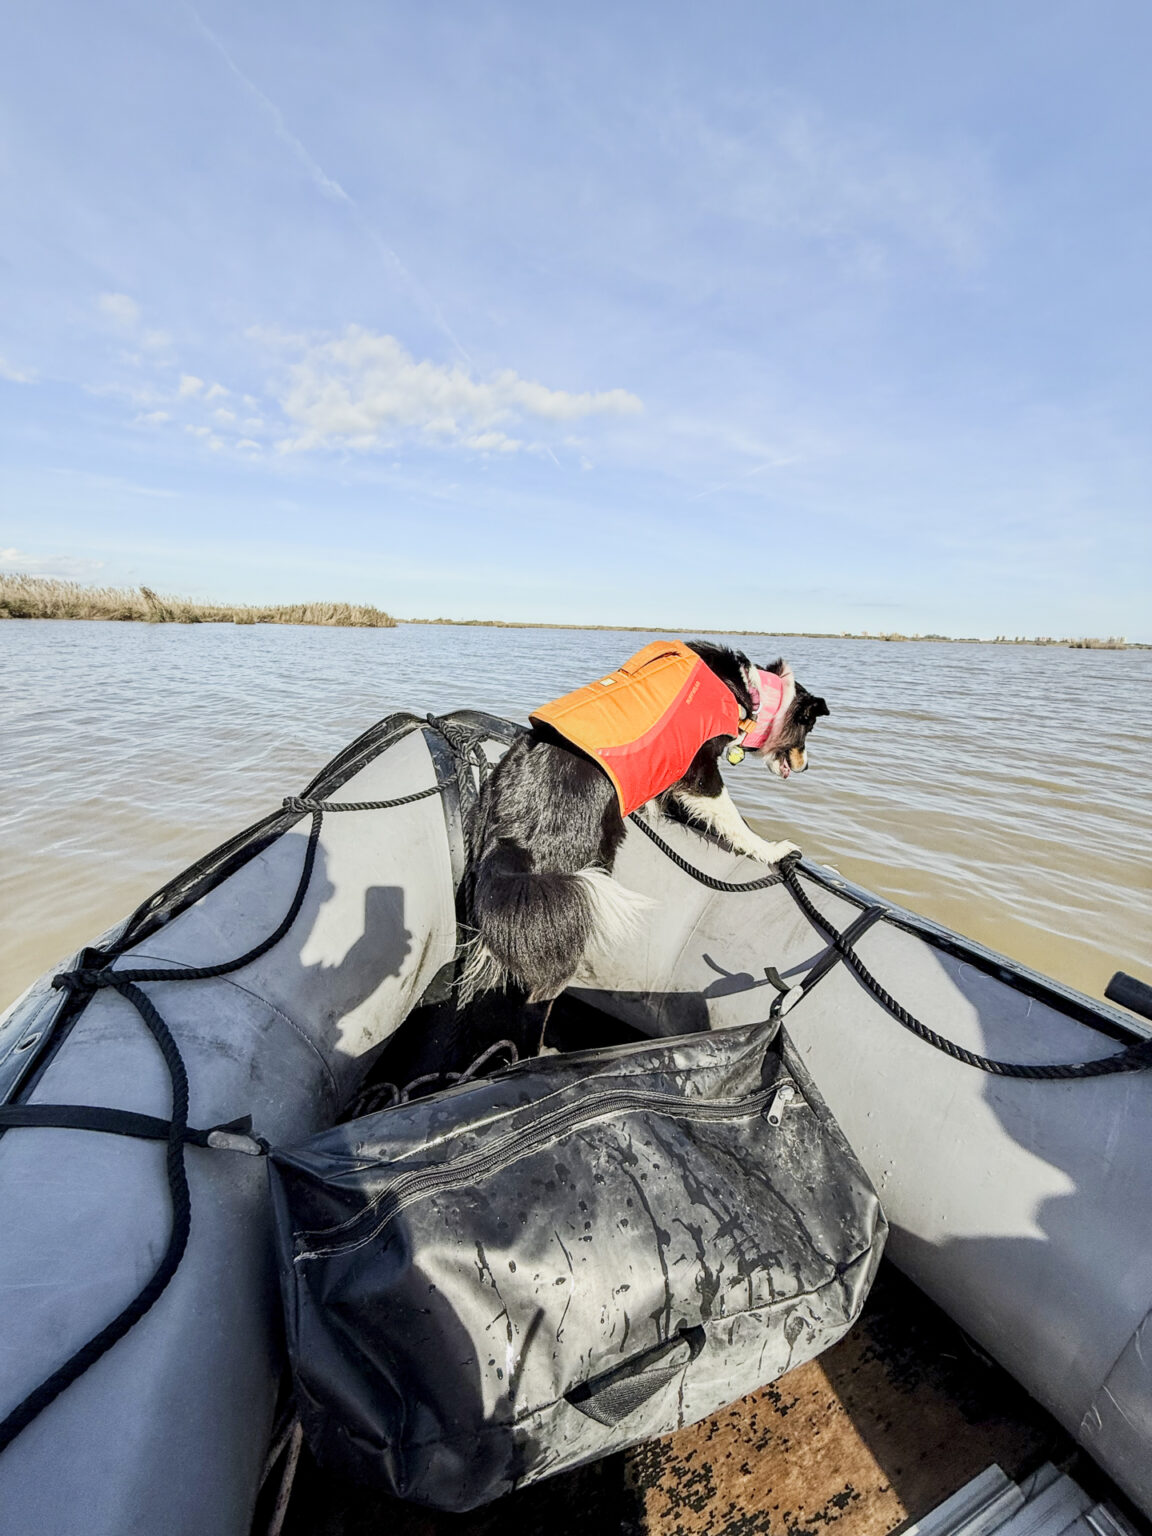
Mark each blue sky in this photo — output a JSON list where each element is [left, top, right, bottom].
[[1, 1, 1148, 636]]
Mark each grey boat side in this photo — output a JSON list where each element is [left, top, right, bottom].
[[571, 812, 1152, 1521], [0, 712, 469, 1536], [799, 855, 1152, 1049]]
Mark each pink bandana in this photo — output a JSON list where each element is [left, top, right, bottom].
[[740, 668, 787, 749]]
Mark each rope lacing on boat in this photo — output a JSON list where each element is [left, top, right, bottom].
[[628, 813, 1152, 1082], [0, 713, 488, 1457]]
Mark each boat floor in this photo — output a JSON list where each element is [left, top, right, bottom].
[[279, 1262, 1142, 1536]]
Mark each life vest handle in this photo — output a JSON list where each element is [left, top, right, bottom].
[[615, 643, 689, 677]]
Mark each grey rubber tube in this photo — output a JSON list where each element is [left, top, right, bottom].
[[569, 814, 1152, 1520], [0, 721, 458, 1536]]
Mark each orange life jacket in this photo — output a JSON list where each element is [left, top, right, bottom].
[[530, 640, 742, 816]]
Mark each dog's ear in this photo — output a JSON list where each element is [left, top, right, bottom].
[[791, 683, 829, 727]]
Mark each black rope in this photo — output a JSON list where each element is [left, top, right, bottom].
[[768, 902, 891, 1016], [352, 1039, 522, 1116], [629, 819, 1152, 1081], [775, 859, 1152, 1081], [283, 788, 439, 815], [50, 809, 324, 999], [426, 714, 493, 789], [0, 752, 458, 1457], [425, 714, 499, 937], [0, 975, 191, 1454], [627, 813, 784, 892]]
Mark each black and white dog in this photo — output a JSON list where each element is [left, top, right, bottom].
[[463, 641, 829, 1009]]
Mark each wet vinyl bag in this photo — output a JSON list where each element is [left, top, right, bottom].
[[269, 1018, 886, 1511]]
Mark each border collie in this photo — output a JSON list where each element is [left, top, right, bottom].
[[464, 640, 829, 1006]]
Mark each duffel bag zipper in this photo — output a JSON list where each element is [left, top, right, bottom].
[[295, 1076, 801, 1261]]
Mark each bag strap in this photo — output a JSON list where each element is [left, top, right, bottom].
[[0, 1104, 266, 1154]]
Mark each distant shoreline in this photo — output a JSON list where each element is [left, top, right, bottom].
[[1, 574, 1144, 647], [404, 619, 1143, 648], [0, 575, 396, 629]]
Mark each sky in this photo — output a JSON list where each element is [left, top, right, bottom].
[[1, 1, 1149, 637]]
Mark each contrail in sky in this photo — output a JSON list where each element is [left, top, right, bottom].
[[689, 456, 798, 501], [182, 2, 472, 363]]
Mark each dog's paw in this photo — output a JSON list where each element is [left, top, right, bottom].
[[747, 837, 800, 865]]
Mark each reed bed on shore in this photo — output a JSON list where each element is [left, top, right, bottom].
[[0, 575, 396, 628], [1, 575, 1140, 645]]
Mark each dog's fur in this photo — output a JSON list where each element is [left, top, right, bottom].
[[465, 641, 829, 1006]]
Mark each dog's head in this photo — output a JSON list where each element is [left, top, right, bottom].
[[746, 659, 830, 779]]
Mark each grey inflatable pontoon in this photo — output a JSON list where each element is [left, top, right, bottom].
[[1, 709, 1151, 1533]]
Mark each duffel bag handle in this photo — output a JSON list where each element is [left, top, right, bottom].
[[565, 1324, 706, 1426]]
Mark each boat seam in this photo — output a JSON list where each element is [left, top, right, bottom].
[[209, 977, 342, 1108], [103, 958, 342, 1109]]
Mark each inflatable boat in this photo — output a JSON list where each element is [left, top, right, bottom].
[[1, 709, 1150, 1535]]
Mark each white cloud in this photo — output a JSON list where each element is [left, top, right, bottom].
[[185, 424, 211, 437], [0, 548, 107, 579], [213, 407, 237, 423], [235, 438, 262, 452], [0, 356, 35, 383], [466, 431, 522, 453], [269, 327, 642, 453], [204, 382, 229, 401], [178, 374, 205, 397], [98, 292, 142, 328], [136, 410, 170, 424]]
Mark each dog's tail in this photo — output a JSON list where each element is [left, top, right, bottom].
[[462, 841, 650, 1003]]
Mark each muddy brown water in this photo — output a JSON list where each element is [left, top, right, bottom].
[[2, 621, 1150, 1011]]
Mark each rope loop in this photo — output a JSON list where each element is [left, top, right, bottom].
[[627, 813, 785, 893], [51, 968, 105, 994], [426, 714, 493, 786], [773, 858, 1152, 1081], [628, 813, 1152, 1082], [0, 973, 192, 1456], [3, 714, 480, 1456]]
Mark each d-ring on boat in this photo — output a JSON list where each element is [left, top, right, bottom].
[[0, 708, 1149, 1535]]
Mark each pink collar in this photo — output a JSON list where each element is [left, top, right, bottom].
[[740, 668, 786, 749]]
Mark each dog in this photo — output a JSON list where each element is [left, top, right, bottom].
[[463, 639, 829, 1010]]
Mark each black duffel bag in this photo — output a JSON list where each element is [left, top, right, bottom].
[[269, 1017, 886, 1511]]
